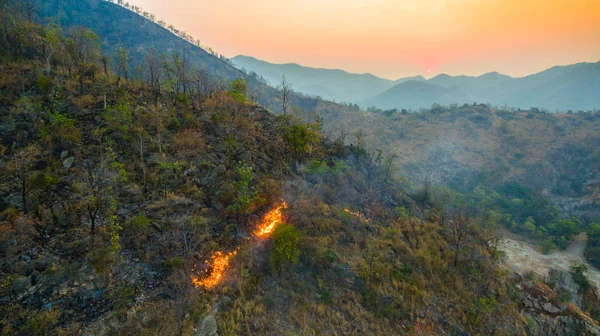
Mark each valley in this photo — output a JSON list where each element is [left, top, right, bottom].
[[501, 232, 600, 289]]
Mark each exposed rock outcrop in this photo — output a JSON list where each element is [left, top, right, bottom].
[[514, 275, 600, 335]]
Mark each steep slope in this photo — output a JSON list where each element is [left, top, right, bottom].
[[232, 55, 399, 102], [33, 0, 368, 117], [36, 0, 243, 81], [2, 2, 600, 334], [0, 20, 530, 335]]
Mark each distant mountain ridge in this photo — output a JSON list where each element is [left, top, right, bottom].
[[234, 55, 600, 111], [232, 55, 405, 103]]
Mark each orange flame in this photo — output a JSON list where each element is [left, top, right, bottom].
[[254, 201, 288, 237], [192, 201, 288, 289], [344, 208, 371, 223], [192, 250, 237, 289]]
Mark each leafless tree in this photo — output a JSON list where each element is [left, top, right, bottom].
[[77, 154, 118, 235], [278, 75, 292, 115], [19, 0, 38, 21], [145, 47, 162, 101], [445, 210, 472, 267], [5, 143, 39, 213]]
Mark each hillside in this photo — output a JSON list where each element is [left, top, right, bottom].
[[31, 0, 347, 117], [317, 104, 600, 221], [2, 1, 600, 335], [0, 6, 537, 334], [36, 0, 242, 81]]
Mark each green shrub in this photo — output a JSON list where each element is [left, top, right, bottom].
[[124, 214, 150, 232], [540, 238, 556, 254], [21, 309, 61, 335], [270, 224, 300, 273]]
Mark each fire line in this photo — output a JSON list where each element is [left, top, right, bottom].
[[192, 201, 288, 289]]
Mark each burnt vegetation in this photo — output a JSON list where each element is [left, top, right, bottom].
[[0, 0, 599, 335]]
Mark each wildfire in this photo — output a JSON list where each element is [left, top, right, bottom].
[[344, 208, 371, 223], [254, 201, 288, 237], [192, 250, 237, 289], [192, 201, 288, 289]]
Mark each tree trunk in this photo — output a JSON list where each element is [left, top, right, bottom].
[[89, 206, 96, 235], [21, 175, 27, 213]]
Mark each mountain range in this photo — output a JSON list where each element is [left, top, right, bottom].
[[233, 55, 600, 111]]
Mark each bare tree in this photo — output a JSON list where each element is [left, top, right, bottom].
[[169, 51, 190, 94], [68, 27, 101, 93], [117, 46, 130, 81], [76, 154, 118, 235], [278, 75, 292, 115], [445, 210, 472, 267], [6, 143, 39, 213], [20, 0, 38, 21], [145, 47, 162, 101], [42, 24, 62, 75]]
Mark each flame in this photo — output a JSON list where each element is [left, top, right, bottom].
[[192, 201, 288, 289], [254, 201, 288, 237], [344, 208, 371, 223], [192, 250, 237, 289]]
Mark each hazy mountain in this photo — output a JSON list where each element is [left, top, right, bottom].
[[493, 62, 600, 111], [234, 54, 599, 111], [361, 80, 472, 110], [232, 55, 408, 103], [364, 62, 600, 111]]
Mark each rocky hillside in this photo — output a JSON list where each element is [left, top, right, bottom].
[[1, 1, 600, 335]]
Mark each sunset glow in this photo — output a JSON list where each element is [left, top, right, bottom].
[[126, 0, 600, 78]]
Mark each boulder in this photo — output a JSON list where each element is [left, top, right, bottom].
[[34, 259, 51, 272], [12, 276, 31, 295], [194, 313, 218, 336]]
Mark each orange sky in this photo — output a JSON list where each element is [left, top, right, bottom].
[[126, 0, 600, 79]]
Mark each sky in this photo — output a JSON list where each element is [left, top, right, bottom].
[[126, 0, 600, 79]]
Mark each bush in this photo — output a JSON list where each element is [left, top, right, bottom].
[[21, 309, 61, 335], [540, 238, 556, 254], [270, 224, 300, 273], [584, 247, 600, 268]]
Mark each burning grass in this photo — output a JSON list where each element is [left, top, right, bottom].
[[192, 201, 288, 289], [254, 201, 288, 237], [344, 208, 371, 223]]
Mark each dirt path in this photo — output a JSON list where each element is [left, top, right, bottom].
[[500, 231, 600, 289]]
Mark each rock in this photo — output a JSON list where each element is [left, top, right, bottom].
[[541, 302, 560, 314], [58, 283, 69, 296], [12, 276, 31, 295], [16, 261, 34, 276], [30, 270, 41, 286], [34, 259, 50, 272], [63, 156, 75, 170], [61, 151, 69, 160], [194, 314, 218, 336], [52, 203, 67, 227], [20, 255, 31, 262]]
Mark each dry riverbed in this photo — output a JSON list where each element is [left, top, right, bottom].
[[500, 231, 600, 289]]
